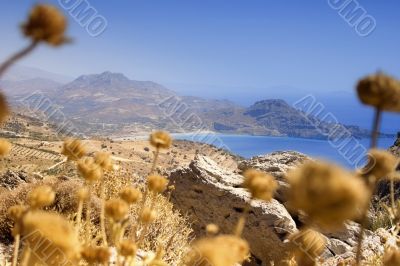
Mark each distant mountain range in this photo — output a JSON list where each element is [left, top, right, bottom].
[[0, 68, 390, 139]]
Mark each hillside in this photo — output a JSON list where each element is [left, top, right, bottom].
[[1, 70, 383, 139]]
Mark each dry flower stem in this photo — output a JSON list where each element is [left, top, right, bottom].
[[11, 233, 20, 266], [234, 201, 251, 237], [20, 247, 31, 266], [355, 107, 382, 265], [100, 179, 108, 247], [370, 108, 382, 148], [150, 147, 160, 174], [0, 41, 38, 78], [76, 196, 84, 233], [85, 184, 92, 244]]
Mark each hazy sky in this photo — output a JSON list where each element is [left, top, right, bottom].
[[1, 0, 400, 102]]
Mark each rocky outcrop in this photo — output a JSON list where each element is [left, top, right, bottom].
[[0, 170, 35, 190], [169, 155, 297, 265], [389, 132, 400, 157], [238, 151, 310, 179], [169, 152, 385, 265]]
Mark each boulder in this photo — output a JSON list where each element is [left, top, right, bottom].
[[169, 153, 385, 265], [169, 155, 297, 265]]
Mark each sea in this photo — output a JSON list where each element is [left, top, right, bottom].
[[173, 133, 396, 169]]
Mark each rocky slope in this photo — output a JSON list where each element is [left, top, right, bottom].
[[169, 152, 384, 265]]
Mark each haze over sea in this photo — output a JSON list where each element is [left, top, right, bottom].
[[174, 134, 396, 169]]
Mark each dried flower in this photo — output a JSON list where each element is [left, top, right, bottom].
[[76, 187, 90, 201], [27, 185, 55, 209], [242, 169, 278, 201], [81, 245, 111, 264], [105, 198, 129, 222], [94, 151, 114, 171], [140, 207, 157, 224], [0, 138, 11, 157], [61, 138, 86, 161], [147, 175, 168, 193], [185, 235, 249, 266], [8, 205, 28, 221], [22, 4, 69, 46], [0, 92, 9, 123], [289, 228, 326, 265], [77, 157, 102, 183], [150, 131, 172, 149], [363, 149, 399, 179], [383, 248, 400, 266], [356, 72, 400, 112], [286, 161, 369, 230], [20, 211, 80, 264], [206, 223, 219, 235], [119, 239, 137, 257], [119, 186, 142, 204]]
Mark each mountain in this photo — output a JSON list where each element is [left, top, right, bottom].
[[0, 70, 386, 139], [0, 78, 61, 97], [1, 65, 72, 83]]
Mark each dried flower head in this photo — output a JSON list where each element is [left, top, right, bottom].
[[27, 185, 55, 209], [76, 187, 90, 201], [77, 157, 103, 183], [242, 169, 278, 201], [286, 161, 369, 230], [140, 207, 157, 224], [105, 198, 129, 222], [150, 131, 172, 149], [383, 248, 400, 266], [289, 228, 326, 265], [363, 149, 399, 179], [94, 151, 114, 171], [21, 211, 80, 264], [206, 223, 219, 235], [81, 245, 111, 264], [61, 138, 86, 161], [0, 138, 11, 157], [22, 4, 69, 46], [147, 174, 168, 193], [356, 72, 400, 112], [119, 186, 142, 204], [119, 239, 137, 257], [0, 92, 10, 123], [185, 235, 249, 266], [8, 205, 28, 222]]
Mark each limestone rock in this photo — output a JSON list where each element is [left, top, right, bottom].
[[169, 155, 297, 265], [238, 151, 310, 179]]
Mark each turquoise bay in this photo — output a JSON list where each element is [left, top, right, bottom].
[[174, 134, 396, 169]]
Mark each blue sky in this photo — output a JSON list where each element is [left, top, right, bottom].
[[1, 1, 400, 133]]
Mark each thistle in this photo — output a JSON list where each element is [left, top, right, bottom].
[[77, 157, 103, 183], [119, 186, 142, 204], [105, 198, 129, 222], [27, 185, 55, 209], [81, 245, 111, 264], [62, 138, 87, 161], [20, 211, 80, 265], [184, 235, 249, 266], [21, 4, 69, 46], [286, 161, 369, 230], [289, 228, 326, 266], [0, 138, 11, 157], [383, 248, 400, 266], [242, 169, 278, 201]]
